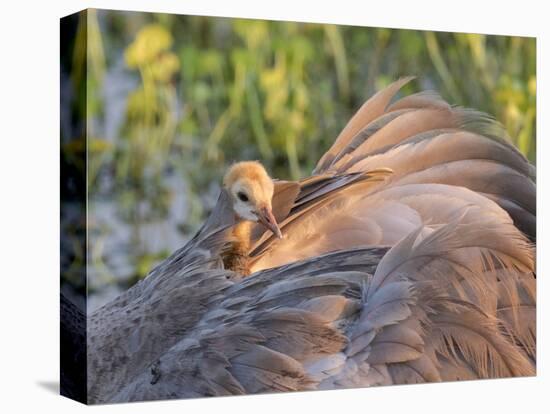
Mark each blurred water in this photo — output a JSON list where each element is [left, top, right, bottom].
[[87, 60, 192, 311], [88, 173, 192, 312], [103, 58, 136, 142]]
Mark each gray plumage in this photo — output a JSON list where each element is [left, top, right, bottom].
[[87, 78, 535, 404]]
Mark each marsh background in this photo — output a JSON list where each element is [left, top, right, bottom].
[[60, 9, 536, 310]]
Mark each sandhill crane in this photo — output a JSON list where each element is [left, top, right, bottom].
[[81, 77, 535, 404]]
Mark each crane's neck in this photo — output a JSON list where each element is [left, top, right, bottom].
[[222, 219, 253, 276]]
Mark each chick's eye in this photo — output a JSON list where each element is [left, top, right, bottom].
[[237, 192, 249, 202]]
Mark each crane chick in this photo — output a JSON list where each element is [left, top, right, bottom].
[[222, 161, 282, 275]]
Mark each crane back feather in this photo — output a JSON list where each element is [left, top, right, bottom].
[[87, 78, 535, 404]]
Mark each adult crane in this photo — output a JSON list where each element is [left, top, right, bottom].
[[85, 77, 536, 403]]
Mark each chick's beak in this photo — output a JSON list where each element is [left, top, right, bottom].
[[257, 206, 282, 239]]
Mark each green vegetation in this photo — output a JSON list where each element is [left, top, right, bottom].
[[71, 10, 535, 299]]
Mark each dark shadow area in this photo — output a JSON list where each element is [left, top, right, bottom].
[[60, 11, 88, 405]]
